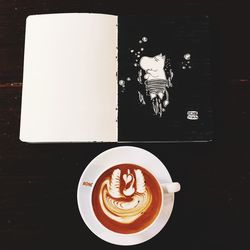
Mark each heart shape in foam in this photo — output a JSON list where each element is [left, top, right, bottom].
[[123, 174, 133, 184]]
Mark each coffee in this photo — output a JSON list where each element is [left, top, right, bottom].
[[92, 163, 162, 234]]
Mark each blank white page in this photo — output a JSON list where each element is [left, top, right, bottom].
[[20, 13, 117, 142]]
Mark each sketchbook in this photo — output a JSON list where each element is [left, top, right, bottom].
[[20, 13, 214, 142]]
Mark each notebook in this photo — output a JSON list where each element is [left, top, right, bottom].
[[20, 13, 214, 142]]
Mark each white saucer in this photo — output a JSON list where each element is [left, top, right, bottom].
[[77, 146, 175, 245]]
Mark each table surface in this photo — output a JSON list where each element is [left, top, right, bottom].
[[0, 1, 250, 249]]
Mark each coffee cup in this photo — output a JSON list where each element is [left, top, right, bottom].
[[77, 146, 180, 245]]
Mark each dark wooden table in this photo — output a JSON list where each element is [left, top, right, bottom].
[[0, 1, 250, 249]]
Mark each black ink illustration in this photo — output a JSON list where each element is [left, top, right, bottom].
[[119, 36, 174, 117], [139, 53, 173, 117], [118, 16, 214, 141]]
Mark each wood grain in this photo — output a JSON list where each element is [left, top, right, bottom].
[[0, 0, 250, 249]]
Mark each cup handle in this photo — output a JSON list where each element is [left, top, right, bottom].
[[161, 182, 181, 193]]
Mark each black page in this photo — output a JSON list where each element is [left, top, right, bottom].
[[118, 15, 214, 142]]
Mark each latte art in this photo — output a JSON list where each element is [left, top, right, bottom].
[[99, 169, 153, 224], [92, 164, 162, 234]]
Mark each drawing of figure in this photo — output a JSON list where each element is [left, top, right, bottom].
[[139, 54, 173, 117]]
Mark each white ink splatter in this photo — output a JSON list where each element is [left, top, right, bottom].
[[137, 70, 143, 84], [142, 37, 148, 42], [138, 91, 146, 105], [184, 53, 191, 60], [119, 80, 125, 87], [126, 77, 131, 81], [141, 48, 144, 51], [130, 49, 134, 53]]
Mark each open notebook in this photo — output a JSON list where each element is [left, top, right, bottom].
[[20, 13, 214, 142]]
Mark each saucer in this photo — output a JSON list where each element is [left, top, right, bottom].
[[77, 146, 175, 245]]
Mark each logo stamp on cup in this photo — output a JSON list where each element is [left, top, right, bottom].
[[187, 110, 199, 120], [83, 181, 93, 187]]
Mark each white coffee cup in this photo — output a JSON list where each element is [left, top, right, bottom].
[[77, 146, 180, 245]]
